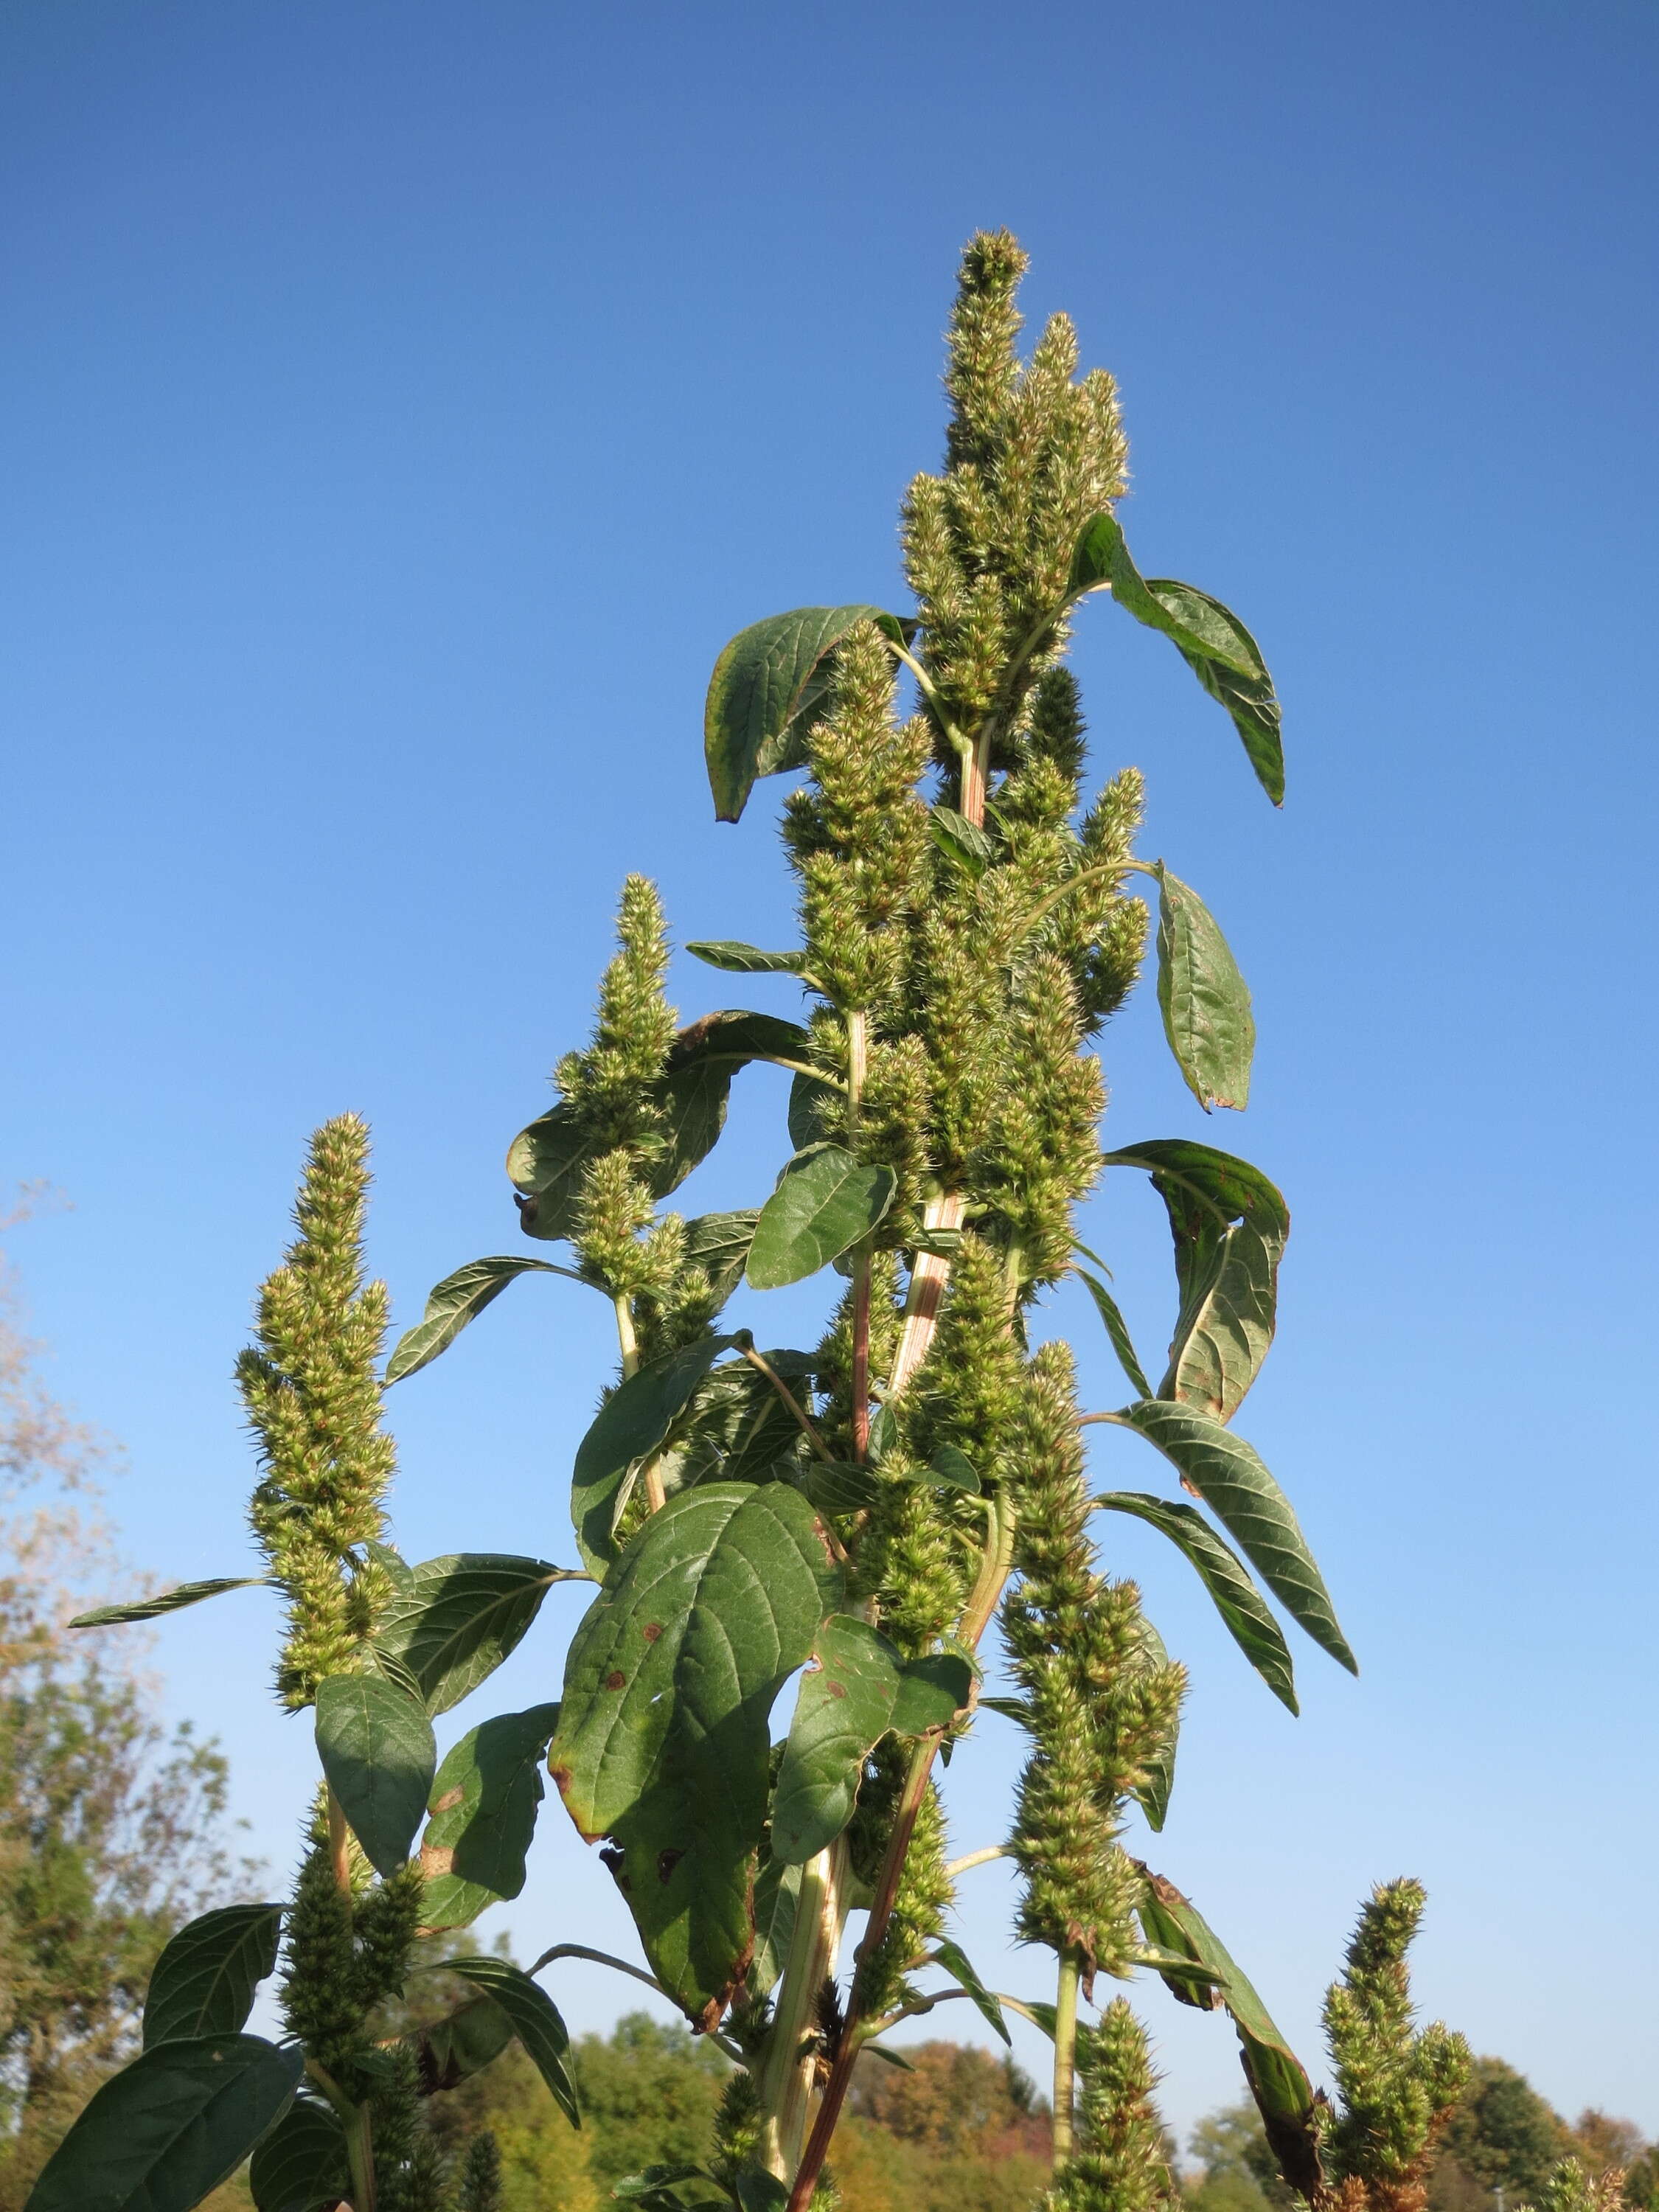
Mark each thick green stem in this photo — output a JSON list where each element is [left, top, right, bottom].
[[1051, 1947, 1082, 2166], [846, 1009, 871, 1461], [759, 1843, 847, 2180], [307, 2059, 375, 2212]]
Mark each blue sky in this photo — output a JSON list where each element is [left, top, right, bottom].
[[3, 0, 1656, 2139]]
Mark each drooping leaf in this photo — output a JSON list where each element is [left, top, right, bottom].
[[1105, 1401, 1354, 1673], [704, 605, 909, 823], [771, 1616, 970, 1865], [787, 1071, 844, 1150], [667, 1009, 820, 1076], [1155, 866, 1255, 1113], [411, 1995, 516, 2093], [1102, 1141, 1289, 1277], [26, 2033, 304, 2212], [571, 1335, 743, 1573], [314, 1674, 437, 1875], [70, 1576, 265, 1629], [1094, 1492, 1297, 1714], [248, 2096, 349, 2212], [386, 1256, 586, 1385], [747, 1854, 801, 2000], [929, 807, 997, 876], [925, 1938, 1011, 2045], [414, 1956, 580, 2127], [142, 1904, 285, 2049], [680, 1212, 761, 1307], [509, 1062, 731, 1243], [378, 1554, 584, 1714], [746, 1146, 896, 1290], [1068, 512, 1284, 804], [419, 1703, 562, 1932], [675, 1354, 812, 1489], [1132, 1615, 1178, 1832], [548, 1482, 841, 2028], [1075, 1268, 1152, 1399], [686, 942, 813, 976], [734, 2172, 792, 2212], [1134, 1865, 1321, 2187]]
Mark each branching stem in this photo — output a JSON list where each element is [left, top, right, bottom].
[[740, 1346, 835, 1464]]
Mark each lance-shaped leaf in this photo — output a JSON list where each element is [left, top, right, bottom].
[[747, 1145, 896, 1290], [1104, 1402, 1355, 1674], [925, 1938, 1011, 2045], [315, 1674, 437, 1875], [248, 2096, 350, 2212], [681, 1211, 761, 1309], [571, 1335, 744, 1573], [1155, 866, 1255, 1113], [686, 941, 813, 976], [1095, 1492, 1298, 1714], [1075, 1267, 1152, 1399], [143, 1903, 285, 2048], [414, 1956, 580, 2127], [386, 1255, 588, 1385], [548, 1482, 840, 2029], [1133, 1615, 1179, 1832], [378, 1554, 585, 1714], [1068, 512, 1284, 804], [1135, 1865, 1321, 2192], [419, 1702, 562, 1932], [71, 1576, 266, 1629], [667, 1009, 819, 1076], [771, 1616, 970, 1864], [27, 2032, 305, 2212], [704, 605, 910, 823]]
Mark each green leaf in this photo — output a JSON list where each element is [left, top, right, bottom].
[[571, 1336, 743, 1573], [747, 1146, 896, 1290], [925, 1938, 1011, 2046], [1155, 866, 1255, 1113], [314, 1674, 437, 1875], [26, 2034, 304, 2212], [1133, 1615, 1178, 1832], [926, 1444, 981, 1495], [787, 1072, 844, 1150], [771, 1618, 969, 1865], [748, 1854, 801, 2000], [1102, 1140, 1289, 1256], [668, 1009, 820, 1076], [548, 1482, 841, 2028], [411, 1995, 516, 2091], [509, 1071, 725, 1242], [70, 1577, 265, 1629], [686, 942, 813, 976], [929, 807, 996, 876], [419, 1703, 562, 1932], [414, 1957, 580, 2127], [378, 1555, 584, 1714], [1075, 1269, 1152, 1399], [386, 1256, 585, 1385], [1068, 512, 1284, 804], [793, 1461, 884, 1516], [675, 1354, 811, 1489], [703, 605, 908, 823], [1105, 1401, 1355, 1674], [248, 2096, 349, 2212], [1094, 1492, 1298, 1714], [1134, 1864, 1320, 2176], [735, 2172, 791, 2212], [142, 1905, 285, 2049], [681, 1212, 761, 1309]]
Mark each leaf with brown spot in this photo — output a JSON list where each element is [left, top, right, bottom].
[[417, 1703, 560, 1933]]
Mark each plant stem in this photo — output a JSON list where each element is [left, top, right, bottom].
[[740, 1346, 835, 1463], [613, 1293, 640, 1380], [943, 1843, 1011, 1878], [888, 1191, 964, 1399], [1051, 1946, 1082, 2166], [307, 2059, 375, 2212], [846, 1010, 871, 1462], [327, 1787, 352, 1894], [759, 1843, 846, 2180]]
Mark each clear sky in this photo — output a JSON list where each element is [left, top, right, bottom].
[[4, 0, 1656, 2142]]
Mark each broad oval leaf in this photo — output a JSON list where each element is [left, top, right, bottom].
[[548, 1482, 841, 2028], [248, 2096, 349, 2212], [926, 1444, 981, 1495], [419, 1702, 562, 1932], [1102, 1139, 1289, 1245], [771, 1618, 970, 1865], [746, 1146, 896, 1290], [1179, 643, 1285, 809], [70, 1576, 265, 1629], [680, 1212, 760, 1310], [386, 1256, 586, 1385], [571, 1335, 744, 1573], [675, 1353, 813, 1489], [1155, 866, 1254, 1113], [793, 1461, 885, 1516], [1105, 1401, 1354, 1674], [1075, 1268, 1152, 1399], [1094, 1492, 1297, 1714], [143, 1904, 285, 2049], [667, 1009, 819, 1077], [704, 605, 906, 824], [686, 942, 813, 976], [26, 2033, 304, 2212], [378, 1554, 583, 1714], [511, 1057, 732, 1242], [787, 1071, 844, 1150], [414, 1955, 579, 2127], [314, 1674, 437, 1875]]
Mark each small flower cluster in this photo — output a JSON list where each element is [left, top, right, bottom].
[[1043, 1999, 1176, 2212]]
